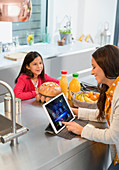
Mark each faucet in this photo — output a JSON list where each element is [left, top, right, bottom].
[[0, 80, 28, 146]]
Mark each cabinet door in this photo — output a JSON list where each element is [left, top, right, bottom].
[[44, 49, 95, 79], [51, 143, 111, 170]]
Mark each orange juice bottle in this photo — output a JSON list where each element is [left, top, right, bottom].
[[59, 70, 68, 97], [68, 73, 81, 100]]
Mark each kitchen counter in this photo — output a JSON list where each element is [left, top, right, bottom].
[[0, 99, 111, 170], [0, 41, 98, 69]]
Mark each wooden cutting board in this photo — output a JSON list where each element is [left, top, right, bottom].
[[4, 52, 27, 61]]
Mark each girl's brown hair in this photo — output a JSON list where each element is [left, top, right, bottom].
[[15, 51, 45, 83]]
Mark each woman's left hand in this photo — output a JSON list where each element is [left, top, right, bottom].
[[62, 121, 83, 135]]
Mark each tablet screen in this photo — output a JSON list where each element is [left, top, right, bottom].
[[43, 93, 75, 133]]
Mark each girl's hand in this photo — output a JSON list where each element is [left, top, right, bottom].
[[35, 88, 39, 95], [71, 107, 78, 117], [62, 121, 83, 135], [36, 93, 41, 101]]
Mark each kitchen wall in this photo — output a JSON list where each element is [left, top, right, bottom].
[[0, 0, 117, 45], [48, 0, 117, 45], [48, 0, 80, 44]]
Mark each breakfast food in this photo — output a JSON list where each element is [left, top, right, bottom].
[[75, 91, 100, 103], [71, 91, 100, 109], [36, 82, 62, 103]]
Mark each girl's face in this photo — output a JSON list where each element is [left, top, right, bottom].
[[91, 57, 107, 84], [26, 56, 43, 78]]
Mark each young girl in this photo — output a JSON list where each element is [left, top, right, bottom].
[[14, 51, 59, 100], [63, 45, 119, 170]]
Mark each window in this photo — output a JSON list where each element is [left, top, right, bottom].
[[12, 0, 46, 45]]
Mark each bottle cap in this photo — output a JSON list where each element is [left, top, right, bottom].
[[73, 73, 79, 77], [61, 70, 67, 74]]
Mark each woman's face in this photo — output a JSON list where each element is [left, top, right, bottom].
[[91, 57, 107, 84], [26, 56, 43, 78]]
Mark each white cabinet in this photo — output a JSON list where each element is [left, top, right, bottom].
[[44, 49, 94, 78]]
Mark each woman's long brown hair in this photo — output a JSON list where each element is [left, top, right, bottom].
[[92, 45, 119, 121]]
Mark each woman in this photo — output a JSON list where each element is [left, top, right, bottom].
[[14, 51, 59, 100], [63, 45, 119, 169]]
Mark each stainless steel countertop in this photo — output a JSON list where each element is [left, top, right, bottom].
[[0, 100, 87, 169], [0, 98, 110, 170]]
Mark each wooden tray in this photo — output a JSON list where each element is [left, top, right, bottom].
[[4, 52, 27, 61]]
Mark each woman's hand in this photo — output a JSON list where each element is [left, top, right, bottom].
[[71, 107, 78, 117], [62, 121, 83, 135]]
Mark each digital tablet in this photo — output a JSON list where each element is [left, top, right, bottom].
[[43, 93, 75, 134]]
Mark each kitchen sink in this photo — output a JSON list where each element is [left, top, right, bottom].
[[0, 114, 28, 143]]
